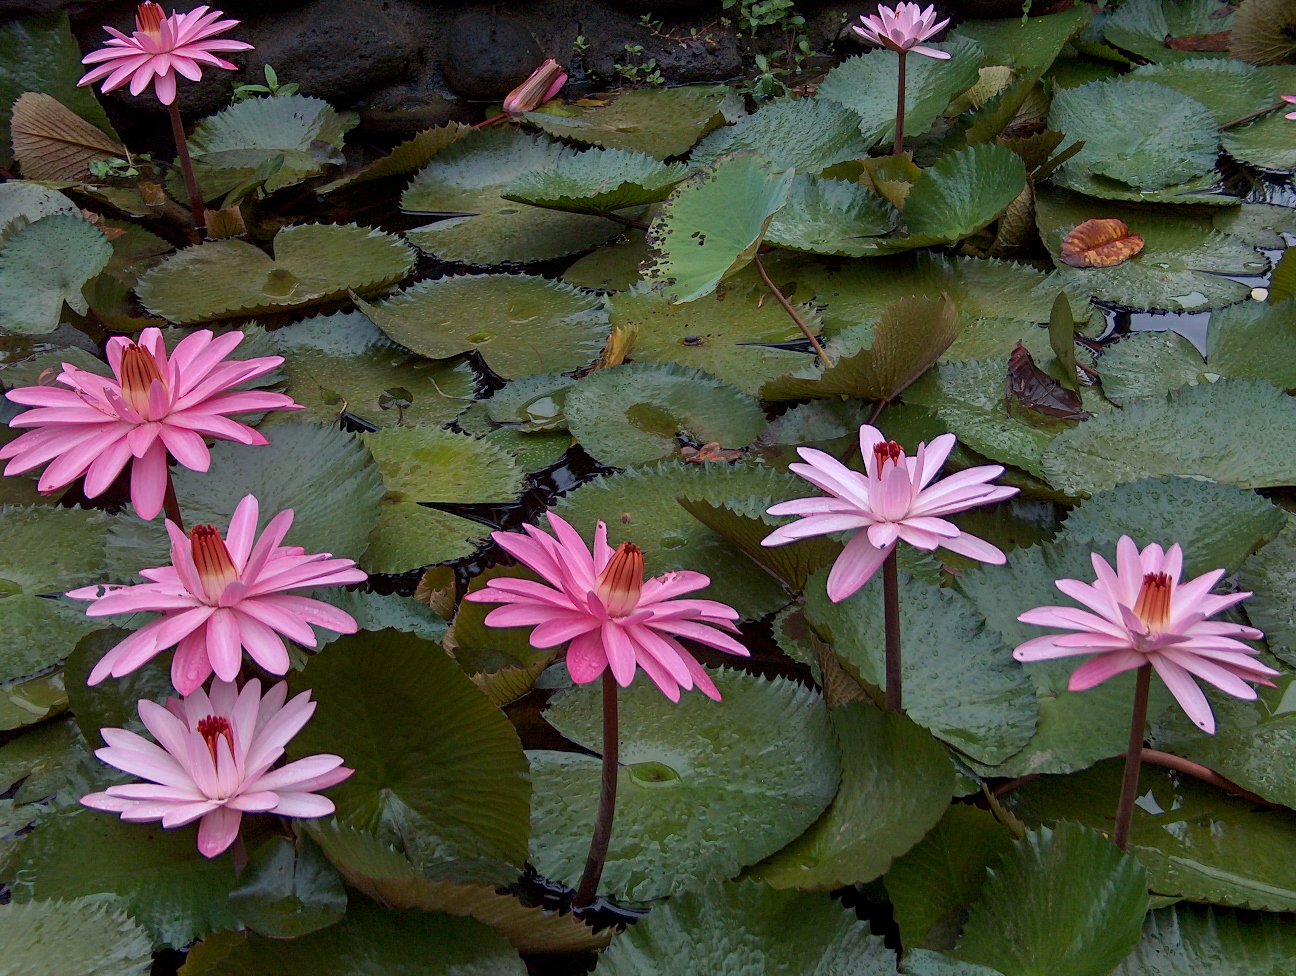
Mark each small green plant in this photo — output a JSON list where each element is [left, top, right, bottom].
[[613, 43, 666, 87], [88, 152, 151, 180], [722, 0, 804, 34], [231, 64, 300, 102], [573, 34, 590, 56], [746, 54, 790, 100]]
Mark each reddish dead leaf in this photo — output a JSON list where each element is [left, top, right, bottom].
[[680, 442, 745, 463], [1006, 341, 1090, 421], [1165, 30, 1231, 50], [1060, 218, 1145, 268]]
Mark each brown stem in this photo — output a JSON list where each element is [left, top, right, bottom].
[[753, 253, 833, 368], [167, 100, 205, 243], [474, 112, 508, 129], [602, 211, 650, 232], [892, 52, 907, 157], [573, 670, 619, 908], [1114, 664, 1151, 851], [1219, 100, 1287, 132], [162, 465, 184, 532], [882, 547, 902, 713], [867, 399, 887, 425]]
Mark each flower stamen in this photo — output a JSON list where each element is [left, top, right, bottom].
[[1133, 571, 1173, 634], [196, 714, 234, 765], [135, 1, 165, 37], [190, 524, 239, 602], [119, 343, 165, 417], [596, 542, 644, 617], [873, 439, 905, 474]]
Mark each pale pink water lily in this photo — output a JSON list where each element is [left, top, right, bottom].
[[763, 424, 1018, 602], [503, 58, 568, 118], [1013, 536, 1278, 734], [464, 512, 748, 701], [853, 2, 951, 59], [77, 2, 253, 106], [70, 494, 367, 695], [1, 327, 299, 520], [1283, 94, 1296, 120], [81, 678, 352, 858]]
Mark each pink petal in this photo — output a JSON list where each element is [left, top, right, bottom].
[[197, 805, 242, 857], [826, 532, 893, 602]]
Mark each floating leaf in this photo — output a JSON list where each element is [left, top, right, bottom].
[[0, 895, 152, 976], [1213, 202, 1296, 249], [950, 6, 1094, 73], [401, 129, 618, 265], [1221, 64, 1296, 171], [1240, 515, 1296, 665], [1112, 903, 1296, 974], [764, 175, 898, 257], [902, 143, 1028, 246], [644, 152, 793, 303], [10, 91, 123, 181], [1060, 218, 1146, 267], [563, 361, 766, 467], [1231, 0, 1296, 63], [561, 230, 652, 291], [136, 223, 415, 324], [486, 373, 577, 431], [0, 213, 111, 334], [690, 97, 874, 173], [524, 85, 729, 158], [228, 835, 347, 939], [502, 147, 687, 215], [306, 588, 448, 646], [1131, 59, 1276, 126], [0, 179, 77, 230], [319, 123, 469, 194], [529, 669, 839, 900], [355, 274, 608, 380], [1103, 0, 1237, 63]]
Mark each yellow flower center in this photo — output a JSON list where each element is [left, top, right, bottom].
[[119, 343, 166, 417], [135, 2, 165, 38], [1132, 572, 1172, 633]]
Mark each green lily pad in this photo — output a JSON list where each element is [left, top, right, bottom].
[[502, 147, 688, 215], [1212, 202, 1296, 249], [104, 421, 384, 577], [592, 881, 893, 975], [0, 669, 68, 731], [690, 97, 875, 173], [1035, 187, 1266, 311], [608, 280, 817, 395], [563, 361, 766, 467], [481, 425, 572, 473], [191, 898, 525, 976], [1112, 903, 1296, 974], [0, 180, 77, 229], [64, 629, 172, 749], [288, 629, 531, 880], [560, 230, 652, 291], [805, 568, 1038, 765], [952, 823, 1149, 976], [0, 896, 152, 976], [227, 834, 347, 939], [552, 461, 805, 619], [270, 310, 476, 430], [524, 85, 730, 159], [182, 94, 357, 200], [356, 273, 609, 380], [306, 587, 448, 645], [1240, 514, 1296, 666], [765, 175, 899, 256], [486, 374, 577, 431], [1052, 168, 1235, 207], [1103, 0, 1236, 63], [1130, 60, 1275, 126], [136, 223, 416, 324], [0, 213, 111, 334], [1048, 80, 1218, 190], [950, 6, 1094, 72], [818, 40, 984, 148], [1043, 379, 1296, 495], [1097, 330, 1207, 404], [885, 804, 1017, 951], [1222, 90, 1296, 170], [319, 122, 469, 194], [750, 700, 954, 891], [1205, 299, 1296, 389], [1007, 758, 1296, 911], [644, 152, 793, 303], [529, 669, 840, 901], [401, 129, 618, 265]]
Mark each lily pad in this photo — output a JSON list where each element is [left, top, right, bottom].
[[950, 6, 1094, 72], [1221, 67, 1296, 171], [319, 122, 469, 194], [1240, 514, 1296, 666], [0, 180, 77, 229], [644, 152, 793, 303], [765, 175, 899, 257], [502, 147, 688, 215], [306, 588, 448, 646], [486, 374, 577, 431], [0, 213, 111, 334], [1097, 330, 1207, 404], [1103, 0, 1237, 63], [1212, 202, 1296, 249], [136, 223, 416, 324], [805, 568, 1038, 765], [524, 85, 729, 158], [0, 896, 152, 976], [561, 230, 652, 291], [401, 129, 619, 265], [1205, 299, 1296, 389], [529, 669, 840, 901], [1130, 60, 1275, 126], [356, 274, 609, 380], [227, 834, 347, 939], [690, 97, 875, 174], [750, 701, 954, 890], [270, 310, 476, 430], [1112, 903, 1296, 974], [563, 361, 766, 467]]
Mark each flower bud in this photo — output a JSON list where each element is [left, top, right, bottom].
[[503, 59, 568, 118]]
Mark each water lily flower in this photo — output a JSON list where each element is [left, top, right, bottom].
[[763, 424, 1019, 602], [1013, 536, 1277, 734], [69, 494, 367, 695], [1, 328, 299, 520], [1284, 94, 1296, 120], [464, 512, 747, 701], [502, 58, 568, 118], [77, 2, 253, 106], [853, 2, 951, 59], [81, 678, 352, 858]]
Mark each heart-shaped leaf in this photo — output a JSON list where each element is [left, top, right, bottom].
[[502, 147, 688, 215], [0, 212, 111, 334], [690, 97, 875, 173], [524, 85, 730, 158]]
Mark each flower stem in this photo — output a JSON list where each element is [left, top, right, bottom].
[[166, 100, 206, 243], [474, 112, 507, 129], [574, 670, 619, 908], [753, 253, 833, 368], [1113, 663, 1151, 851], [892, 52, 907, 157], [882, 547, 902, 713], [162, 465, 184, 532]]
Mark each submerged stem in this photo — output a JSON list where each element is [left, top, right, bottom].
[[882, 548, 902, 713], [602, 211, 650, 232], [753, 253, 833, 368], [166, 100, 205, 243], [892, 52, 907, 157], [574, 670, 619, 908], [162, 464, 184, 532], [1113, 664, 1151, 851]]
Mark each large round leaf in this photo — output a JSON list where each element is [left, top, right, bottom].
[[750, 700, 954, 890], [529, 669, 840, 901], [1102, 0, 1237, 63], [1096, 330, 1207, 405], [1130, 60, 1275, 126], [690, 97, 875, 173], [288, 629, 531, 881], [1112, 903, 1296, 975], [0, 896, 152, 976], [401, 129, 617, 264], [765, 175, 898, 257], [524, 85, 730, 159], [0, 213, 111, 334], [904, 143, 1028, 243], [1241, 514, 1296, 665], [318, 122, 469, 195], [135, 223, 416, 324], [563, 362, 767, 466], [227, 834, 347, 939], [950, 6, 1094, 73], [356, 273, 609, 380], [502, 147, 688, 215]]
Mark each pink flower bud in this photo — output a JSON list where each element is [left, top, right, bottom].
[[502, 58, 568, 118]]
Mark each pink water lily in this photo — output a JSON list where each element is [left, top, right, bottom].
[[1014, 536, 1278, 734], [853, 2, 951, 59], [1284, 94, 1296, 120], [763, 424, 1018, 602], [1, 327, 299, 520], [70, 494, 367, 695], [503, 58, 568, 118], [77, 2, 253, 106], [82, 678, 352, 858], [465, 512, 748, 701]]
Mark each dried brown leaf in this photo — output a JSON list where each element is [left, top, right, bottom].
[[1006, 340, 1090, 420], [11, 92, 123, 181], [1059, 217, 1145, 268]]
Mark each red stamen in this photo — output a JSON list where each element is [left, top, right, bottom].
[[119, 343, 165, 416], [196, 714, 234, 764], [189, 524, 239, 602], [873, 439, 905, 472], [596, 542, 644, 617], [1133, 572, 1173, 632], [135, 1, 165, 36]]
